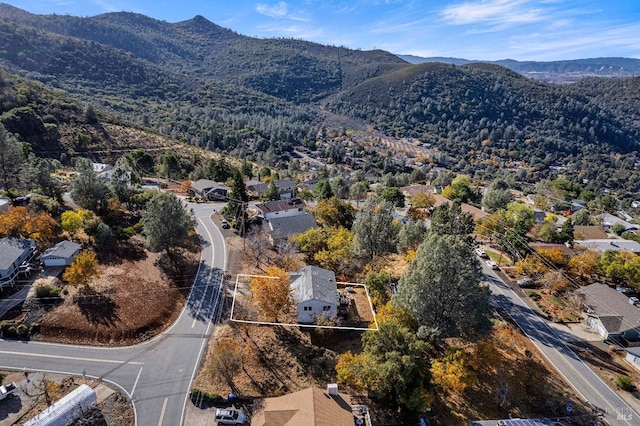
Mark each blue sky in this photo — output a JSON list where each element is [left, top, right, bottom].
[[5, 0, 640, 60]]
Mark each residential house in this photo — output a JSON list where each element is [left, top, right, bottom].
[[528, 242, 575, 259], [91, 163, 112, 174], [289, 266, 338, 323], [256, 198, 307, 220], [596, 213, 637, 232], [0, 237, 37, 288], [574, 226, 608, 240], [632, 200, 640, 209], [533, 209, 547, 224], [576, 283, 640, 341], [41, 241, 82, 267], [247, 179, 296, 199], [190, 179, 229, 200], [574, 239, 640, 254], [266, 214, 317, 246], [251, 386, 357, 426], [625, 347, 640, 371]]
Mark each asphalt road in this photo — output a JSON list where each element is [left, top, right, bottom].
[[0, 202, 226, 426], [481, 261, 639, 426]]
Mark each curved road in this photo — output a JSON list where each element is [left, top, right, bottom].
[[482, 262, 639, 426], [0, 203, 225, 426]]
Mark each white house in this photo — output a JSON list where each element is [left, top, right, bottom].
[[289, 266, 339, 323], [41, 240, 82, 267], [625, 347, 640, 372], [247, 179, 296, 199], [0, 237, 37, 288], [256, 198, 307, 220]]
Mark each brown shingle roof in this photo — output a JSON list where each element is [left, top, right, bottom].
[[251, 387, 353, 426], [574, 226, 609, 240]]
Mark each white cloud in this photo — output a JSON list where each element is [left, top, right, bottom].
[[256, 1, 289, 18], [441, 0, 544, 26]]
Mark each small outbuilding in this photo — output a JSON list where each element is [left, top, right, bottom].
[[41, 240, 82, 267], [25, 384, 97, 426]]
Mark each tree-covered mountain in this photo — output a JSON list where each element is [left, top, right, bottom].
[[325, 62, 640, 188], [0, 3, 406, 103], [398, 55, 640, 83], [0, 3, 639, 189]]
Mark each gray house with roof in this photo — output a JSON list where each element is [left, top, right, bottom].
[[289, 266, 338, 323], [191, 179, 229, 200], [266, 214, 317, 246], [41, 240, 82, 267], [576, 283, 640, 341], [0, 237, 37, 288]]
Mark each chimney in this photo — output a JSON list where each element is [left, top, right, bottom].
[[327, 383, 339, 396]]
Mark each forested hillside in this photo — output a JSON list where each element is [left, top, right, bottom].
[[0, 3, 639, 188], [325, 62, 640, 188]]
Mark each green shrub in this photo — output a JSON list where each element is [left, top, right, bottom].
[[615, 375, 635, 391], [16, 324, 30, 339], [190, 388, 225, 407], [35, 283, 61, 299]]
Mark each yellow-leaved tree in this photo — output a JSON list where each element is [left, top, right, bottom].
[[62, 250, 101, 289], [431, 347, 476, 396], [249, 266, 292, 322]]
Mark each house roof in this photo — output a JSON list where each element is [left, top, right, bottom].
[[597, 213, 637, 231], [248, 179, 296, 193], [290, 266, 338, 305], [528, 242, 575, 257], [268, 214, 317, 240], [41, 240, 82, 260], [251, 387, 353, 426], [256, 198, 306, 215], [577, 283, 640, 334], [575, 239, 640, 254], [190, 179, 228, 193], [0, 237, 35, 270], [574, 226, 608, 240], [470, 419, 554, 426]]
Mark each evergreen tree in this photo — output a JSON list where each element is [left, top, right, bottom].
[[352, 198, 397, 262], [396, 232, 490, 339]]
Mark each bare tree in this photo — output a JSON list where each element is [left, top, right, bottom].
[[245, 229, 272, 270]]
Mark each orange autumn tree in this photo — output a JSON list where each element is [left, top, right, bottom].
[[249, 266, 292, 322], [0, 206, 58, 249]]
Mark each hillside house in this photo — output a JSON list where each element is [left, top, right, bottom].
[[0, 237, 37, 288], [266, 214, 317, 246], [625, 347, 640, 372], [576, 283, 640, 341], [247, 179, 296, 199], [575, 239, 640, 254], [190, 179, 228, 200], [256, 198, 307, 220], [289, 266, 338, 323], [41, 240, 82, 267]]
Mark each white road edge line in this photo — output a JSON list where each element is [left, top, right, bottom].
[[131, 366, 143, 399], [157, 397, 168, 426], [0, 350, 143, 365]]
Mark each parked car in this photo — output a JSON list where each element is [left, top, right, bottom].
[[475, 248, 489, 258], [214, 408, 246, 425], [0, 382, 17, 400], [516, 277, 533, 287], [485, 260, 499, 270], [221, 219, 230, 229]]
